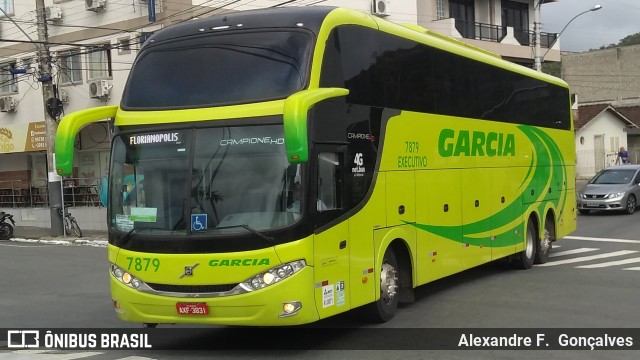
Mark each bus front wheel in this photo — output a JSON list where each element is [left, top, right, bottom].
[[362, 248, 399, 323]]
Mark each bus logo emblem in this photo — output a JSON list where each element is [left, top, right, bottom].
[[179, 263, 199, 279]]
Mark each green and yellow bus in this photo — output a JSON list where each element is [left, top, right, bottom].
[[55, 6, 576, 326]]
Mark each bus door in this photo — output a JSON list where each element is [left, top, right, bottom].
[[312, 146, 350, 318]]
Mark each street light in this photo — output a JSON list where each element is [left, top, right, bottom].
[[534, 4, 603, 71]]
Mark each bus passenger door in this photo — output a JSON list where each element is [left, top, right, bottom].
[[313, 149, 350, 319]]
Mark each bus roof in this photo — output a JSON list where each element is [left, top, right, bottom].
[[144, 6, 334, 44], [143, 6, 568, 89]]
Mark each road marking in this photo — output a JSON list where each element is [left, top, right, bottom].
[[576, 257, 640, 268], [550, 248, 598, 258], [4, 350, 102, 359], [537, 250, 638, 267], [622, 267, 640, 271], [0, 243, 52, 248], [564, 235, 640, 244]]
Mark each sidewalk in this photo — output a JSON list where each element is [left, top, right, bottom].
[[9, 226, 108, 246]]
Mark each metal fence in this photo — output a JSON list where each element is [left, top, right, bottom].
[[576, 150, 638, 179], [0, 177, 102, 208]]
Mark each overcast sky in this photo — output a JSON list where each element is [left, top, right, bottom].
[[541, 0, 640, 52]]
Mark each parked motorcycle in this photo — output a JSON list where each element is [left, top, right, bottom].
[[0, 211, 16, 240]]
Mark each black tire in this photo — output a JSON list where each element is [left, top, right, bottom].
[[70, 218, 82, 237], [535, 217, 554, 264], [513, 218, 537, 269], [361, 248, 400, 323], [0, 223, 13, 240], [578, 209, 590, 215], [625, 195, 636, 215]]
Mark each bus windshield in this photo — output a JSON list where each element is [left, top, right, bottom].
[[109, 124, 302, 237], [121, 31, 312, 109]]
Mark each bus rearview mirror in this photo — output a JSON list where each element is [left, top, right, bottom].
[[283, 88, 348, 164], [55, 106, 118, 176]]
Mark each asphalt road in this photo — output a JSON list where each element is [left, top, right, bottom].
[[1, 209, 639, 359]]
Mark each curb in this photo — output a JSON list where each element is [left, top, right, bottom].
[[8, 237, 108, 247]]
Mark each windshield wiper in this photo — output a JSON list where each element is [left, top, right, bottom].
[[117, 228, 137, 248], [213, 224, 274, 246]]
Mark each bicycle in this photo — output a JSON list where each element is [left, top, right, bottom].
[[55, 205, 83, 238]]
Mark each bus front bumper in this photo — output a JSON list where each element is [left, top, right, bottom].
[[110, 266, 319, 326]]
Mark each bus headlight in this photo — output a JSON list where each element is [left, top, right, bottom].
[[239, 260, 306, 292], [111, 264, 151, 291]]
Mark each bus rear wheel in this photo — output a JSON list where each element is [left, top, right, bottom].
[[361, 248, 399, 323], [513, 218, 537, 269], [535, 217, 554, 264]]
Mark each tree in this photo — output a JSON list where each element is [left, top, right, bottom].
[[618, 32, 640, 47], [592, 32, 640, 50]]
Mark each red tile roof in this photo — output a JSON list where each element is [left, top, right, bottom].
[[574, 104, 609, 130], [575, 104, 638, 130], [616, 106, 640, 128]]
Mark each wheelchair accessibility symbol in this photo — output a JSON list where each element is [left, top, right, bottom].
[[191, 214, 207, 232]]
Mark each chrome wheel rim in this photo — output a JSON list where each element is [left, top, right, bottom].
[[526, 226, 535, 259], [380, 262, 398, 304], [541, 227, 551, 254]]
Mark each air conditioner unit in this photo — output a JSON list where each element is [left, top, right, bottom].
[[0, 96, 16, 112], [59, 89, 69, 103], [85, 0, 106, 12], [89, 80, 112, 99], [45, 6, 63, 22], [372, 0, 390, 17]]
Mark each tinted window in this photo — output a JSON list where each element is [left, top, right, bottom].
[[320, 26, 571, 130], [122, 31, 312, 109]]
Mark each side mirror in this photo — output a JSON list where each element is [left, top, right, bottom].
[[55, 106, 118, 176], [283, 88, 348, 164]]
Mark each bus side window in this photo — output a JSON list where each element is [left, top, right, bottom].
[[318, 152, 342, 212]]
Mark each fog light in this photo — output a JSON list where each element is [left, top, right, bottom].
[[279, 301, 302, 318], [122, 272, 132, 284]]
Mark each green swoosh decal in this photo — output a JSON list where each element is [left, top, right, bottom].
[[405, 125, 567, 248]]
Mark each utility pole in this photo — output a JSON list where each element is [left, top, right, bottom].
[[35, 0, 64, 235], [533, 1, 542, 71]]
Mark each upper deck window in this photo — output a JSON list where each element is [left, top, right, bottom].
[[121, 30, 312, 109]]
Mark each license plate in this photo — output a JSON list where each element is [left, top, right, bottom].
[[176, 302, 209, 315], [585, 201, 599, 207]]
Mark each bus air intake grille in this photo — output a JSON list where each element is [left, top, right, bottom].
[[147, 283, 238, 294]]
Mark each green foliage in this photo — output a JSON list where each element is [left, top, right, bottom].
[[619, 32, 640, 46], [592, 32, 640, 51], [542, 61, 561, 77]]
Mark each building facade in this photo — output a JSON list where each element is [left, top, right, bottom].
[[0, 0, 560, 228], [562, 44, 640, 105]]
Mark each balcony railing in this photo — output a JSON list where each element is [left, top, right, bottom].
[[454, 20, 558, 48], [0, 177, 102, 209], [455, 20, 506, 42], [514, 29, 558, 48]]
